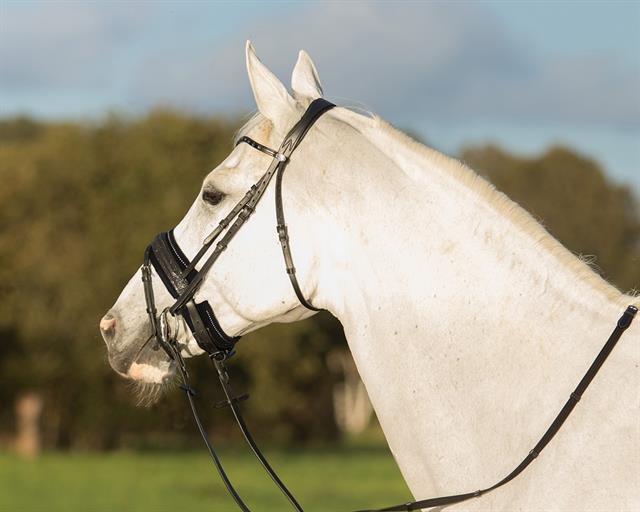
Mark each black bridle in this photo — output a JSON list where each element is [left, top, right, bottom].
[[143, 98, 334, 361], [141, 98, 334, 511], [139, 98, 638, 511]]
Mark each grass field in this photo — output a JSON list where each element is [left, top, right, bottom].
[[0, 443, 411, 511]]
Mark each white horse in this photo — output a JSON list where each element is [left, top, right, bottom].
[[101, 43, 639, 511]]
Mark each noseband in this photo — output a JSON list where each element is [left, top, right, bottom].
[[137, 97, 638, 512]]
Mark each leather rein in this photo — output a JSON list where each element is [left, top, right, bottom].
[[139, 98, 638, 511]]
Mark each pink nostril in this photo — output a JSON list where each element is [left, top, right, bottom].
[[100, 314, 117, 337]]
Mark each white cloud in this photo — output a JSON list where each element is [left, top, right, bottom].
[[127, 2, 521, 115], [125, 1, 639, 127], [1, 1, 638, 127], [0, 3, 149, 91]]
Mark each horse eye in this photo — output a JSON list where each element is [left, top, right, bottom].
[[202, 188, 226, 206]]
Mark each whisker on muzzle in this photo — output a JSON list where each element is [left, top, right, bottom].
[[128, 378, 176, 408]]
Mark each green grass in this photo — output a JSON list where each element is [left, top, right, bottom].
[[0, 443, 411, 511]]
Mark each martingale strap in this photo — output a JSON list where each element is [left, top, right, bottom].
[[358, 305, 638, 512]]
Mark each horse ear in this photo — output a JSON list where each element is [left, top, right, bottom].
[[245, 41, 296, 124], [291, 50, 324, 102]]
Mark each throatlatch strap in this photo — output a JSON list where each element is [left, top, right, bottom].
[[238, 98, 335, 311], [357, 305, 638, 512]]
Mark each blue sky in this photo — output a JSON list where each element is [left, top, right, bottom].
[[1, 0, 638, 193]]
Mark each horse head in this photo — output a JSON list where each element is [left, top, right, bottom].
[[100, 43, 338, 391]]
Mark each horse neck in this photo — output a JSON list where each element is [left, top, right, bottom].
[[303, 113, 637, 494]]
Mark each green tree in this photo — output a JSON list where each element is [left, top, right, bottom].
[[0, 112, 344, 449], [1, 114, 636, 451]]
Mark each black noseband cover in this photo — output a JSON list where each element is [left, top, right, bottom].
[[146, 232, 191, 298], [146, 230, 239, 353]]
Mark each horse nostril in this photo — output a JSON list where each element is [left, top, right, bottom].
[[100, 313, 117, 340]]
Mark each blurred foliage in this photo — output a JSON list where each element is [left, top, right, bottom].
[[0, 112, 342, 449], [0, 113, 637, 450]]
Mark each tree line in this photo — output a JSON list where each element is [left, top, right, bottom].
[[0, 112, 637, 450]]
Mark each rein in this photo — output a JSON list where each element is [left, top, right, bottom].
[[139, 98, 638, 511]]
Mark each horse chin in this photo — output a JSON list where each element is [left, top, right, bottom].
[[128, 360, 174, 384], [127, 358, 175, 407]]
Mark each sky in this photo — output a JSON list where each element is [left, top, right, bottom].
[[1, 0, 638, 194]]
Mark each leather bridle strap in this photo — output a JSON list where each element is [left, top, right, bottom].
[[243, 98, 335, 311], [275, 157, 319, 311], [211, 354, 304, 511], [163, 334, 304, 512], [170, 346, 251, 511], [358, 304, 638, 512], [236, 136, 282, 159]]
